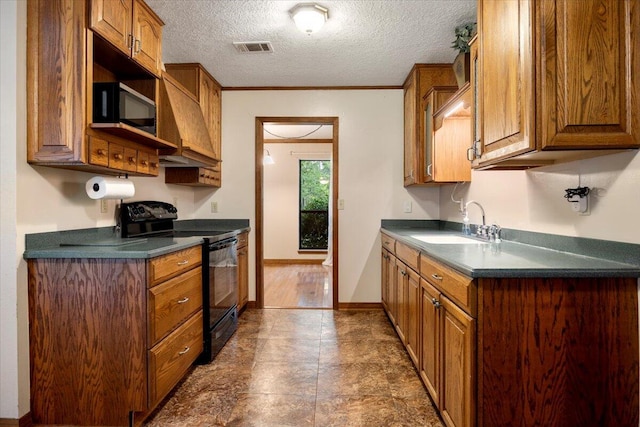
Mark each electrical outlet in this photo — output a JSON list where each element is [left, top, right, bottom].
[[100, 199, 108, 213], [210, 201, 218, 213], [403, 200, 412, 213], [338, 199, 345, 210]]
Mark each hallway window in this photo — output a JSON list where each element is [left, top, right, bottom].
[[299, 160, 330, 250]]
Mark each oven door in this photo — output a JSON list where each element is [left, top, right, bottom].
[[207, 238, 238, 328]]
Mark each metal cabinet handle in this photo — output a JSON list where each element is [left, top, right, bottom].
[[177, 297, 189, 304], [427, 164, 432, 177], [431, 274, 443, 281], [431, 298, 441, 309], [127, 34, 133, 49], [134, 39, 141, 54], [178, 346, 190, 355], [400, 270, 407, 276], [177, 260, 189, 266]]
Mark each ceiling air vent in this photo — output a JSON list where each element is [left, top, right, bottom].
[[233, 41, 274, 53]]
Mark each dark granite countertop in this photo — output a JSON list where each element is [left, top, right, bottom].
[[24, 219, 250, 259], [381, 220, 640, 278]]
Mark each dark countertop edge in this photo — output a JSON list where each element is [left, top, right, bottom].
[[23, 220, 251, 259], [381, 222, 640, 278], [382, 219, 640, 268]]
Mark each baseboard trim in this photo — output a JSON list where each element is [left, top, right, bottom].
[[338, 302, 383, 310], [0, 413, 32, 427], [246, 301, 257, 309], [264, 259, 325, 265]]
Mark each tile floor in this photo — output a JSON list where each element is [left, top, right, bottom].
[[145, 309, 444, 427]]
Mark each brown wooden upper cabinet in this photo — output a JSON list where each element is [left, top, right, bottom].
[[27, 0, 172, 177], [471, 0, 640, 169], [90, 0, 164, 77], [165, 63, 222, 161], [403, 64, 458, 186], [423, 85, 472, 184]]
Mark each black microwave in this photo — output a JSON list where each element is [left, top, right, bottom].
[[93, 82, 156, 136]]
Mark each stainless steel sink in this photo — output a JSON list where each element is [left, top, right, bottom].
[[410, 234, 488, 245]]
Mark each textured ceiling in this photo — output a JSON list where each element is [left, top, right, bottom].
[[145, 0, 477, 88]]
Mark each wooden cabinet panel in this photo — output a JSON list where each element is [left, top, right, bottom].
[[90, 0, 132, 56], [440, 296, 475, 427], [148, 245, 202, 286], [539, 0, 639, 149], [396, 241, 419, 272], [132, 0, 163, 77], [148, 266, 203, 345], [420, 255, 475, 316], [27, 0, 87, 164], [383, 250, 397, 324], [474, 0, 639, 169], [478, 276, 639, 426], [238, 236, 249, 311], [420, 279, 441, 407], [108, 142, 125, 169], [395, 260, 409, 343], [89, 136, 109, 167], [148, 311, 203, 406], [405, 267, 420, 367], [403, 64, 458, 186], [381, 232, 396, 253], [165, 167, 221, 187], [124, 146, 138, 172], [478, 0, 534, 164], [27, 258, 148, 426]]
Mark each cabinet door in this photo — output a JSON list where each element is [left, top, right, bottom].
[[90, 0, 133, 56], [381, 250, 389, 312], [477, 0, 534, 165], [440, 295, 475, 427], [403, 73, 418, 186], [420, 279, 441, 408], [395, 261, 409, 343], [132, 0, 163, 76], [238, 240, 249, 310], [539, 0, 639, 149], [200, 73, 222, 160], [387, 253, 397, 324], [405, 267, 420, 367], [423, 93, 435, 183]]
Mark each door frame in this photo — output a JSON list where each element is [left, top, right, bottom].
[[255, 116, 339, 309]]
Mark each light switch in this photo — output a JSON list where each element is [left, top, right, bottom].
[[211, 201, 218, 213], [403, 201, 412, 213], [338, 199, 345, 210]]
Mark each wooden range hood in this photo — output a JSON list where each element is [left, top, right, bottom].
[[157, 72, 219, 167]]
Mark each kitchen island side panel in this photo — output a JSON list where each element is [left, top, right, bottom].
[[478, 276, 639, 427]]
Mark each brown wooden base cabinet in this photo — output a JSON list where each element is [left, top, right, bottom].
[[237, 231, 249, 312], [381, 232, 639, 427], [27, 244, 204, 426]]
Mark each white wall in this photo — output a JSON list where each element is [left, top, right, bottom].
[[193, 89, 439, 306], [439, 151, 640, 244], [264, 142, 332, 260]]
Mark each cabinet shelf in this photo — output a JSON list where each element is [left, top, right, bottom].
[[90, 122, 177, 149]]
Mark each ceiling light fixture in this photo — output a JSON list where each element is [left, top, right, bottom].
[[263, 149, 275, 165], [290, 3, 329, 35]]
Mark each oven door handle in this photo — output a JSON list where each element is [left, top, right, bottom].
[[209, 238, 238, 251]]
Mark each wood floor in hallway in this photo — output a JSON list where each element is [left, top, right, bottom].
[[144, 308, 444, 426], [264, 263, 332, 308]]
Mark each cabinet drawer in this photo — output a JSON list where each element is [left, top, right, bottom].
[[108, 142, 125, 169], [420, 255, 476, 316], [396, 241, 419, 272], [149, 245, 202, 286], [381, 233, 396, 253], [148, 311, 203, 405], [124, 147, 137, 172], [148, 152, 160, 176], [148, 266, 203, 345], [88, 136, 109, 167], [237, 232, 248, 249]]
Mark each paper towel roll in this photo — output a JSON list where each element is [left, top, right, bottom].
[[85, 176, 135, 200]]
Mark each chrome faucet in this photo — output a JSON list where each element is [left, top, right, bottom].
[[464, 200, 485, 226], [462, 200, 501, 241]]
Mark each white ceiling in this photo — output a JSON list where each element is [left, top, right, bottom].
[[146, 0, 477, 88]]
